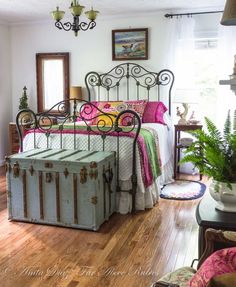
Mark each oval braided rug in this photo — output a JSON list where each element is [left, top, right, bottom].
[[160, 180, 206, 200]]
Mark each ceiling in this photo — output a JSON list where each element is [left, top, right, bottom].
[[0, 0, 225, 24]]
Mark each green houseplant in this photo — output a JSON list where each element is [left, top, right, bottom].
[[19, 86, 29, 110], [18, 86, 31, 123], [180, 111, 236, 212]]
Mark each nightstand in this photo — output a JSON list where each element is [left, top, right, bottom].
[[9, 119, 57, 155], [174, 124, 203, 180], [9, 122, 20, 155]]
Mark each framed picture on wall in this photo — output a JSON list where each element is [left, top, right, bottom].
[[112, 28, 148, 61]]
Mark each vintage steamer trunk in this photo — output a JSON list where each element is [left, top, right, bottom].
[[5, 149, 116, 231]]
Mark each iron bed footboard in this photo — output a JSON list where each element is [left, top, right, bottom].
[[16, 100, 141, 213]]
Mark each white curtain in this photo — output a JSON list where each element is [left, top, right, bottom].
[[164, 16, 196, 124], [164, 17, 179, 70], [164, 17, 196, 174], [164, 17, 196, 86], [216, 25, 236, 130], [175, 17, 196, 89]]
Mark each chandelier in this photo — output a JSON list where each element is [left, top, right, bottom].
[[51, 1, 99, 37]]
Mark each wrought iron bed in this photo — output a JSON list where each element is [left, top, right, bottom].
[[16, 63, 174, 213]]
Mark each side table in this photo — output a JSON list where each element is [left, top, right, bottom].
[[174, 124, 203, 179], [196, 192, 236, 259]]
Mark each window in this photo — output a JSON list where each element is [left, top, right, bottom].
[[193, 38, 218, 123], [174, 37, 219, 124]]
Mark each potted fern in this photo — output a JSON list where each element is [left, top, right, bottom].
[[180, 111, 236, 212]]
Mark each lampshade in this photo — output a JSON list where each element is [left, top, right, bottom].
[[70, 86, 82, 100], [174, 89, 199, 104], [221, 0, 236, 25]]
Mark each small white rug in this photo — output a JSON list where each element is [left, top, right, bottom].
[[160, 180, 206, 200]]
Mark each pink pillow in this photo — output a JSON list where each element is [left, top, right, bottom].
[[121, 100, 147, 125], [77, 101, 98, 123], [189, 247, 236, 287], [142, 101, 167, 124]]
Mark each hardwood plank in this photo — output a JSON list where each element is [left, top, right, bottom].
[[0, 170, 207, 287]]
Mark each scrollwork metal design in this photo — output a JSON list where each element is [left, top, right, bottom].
[[55, 21, 72, 31], [157, 69, 174, 115], [17, 111, 35, 130], [85, 63, 175, 108], [85, 73, 100, 87], [55, 16, 96, 35], [94, 115, 115, 134], [157, 69, 174, 86], [115, 110, 141, 135], [16, 109, 37, 152], [54, 18, 96, 35], [37, 115, 56, 132], [16, 99, 141, 152], [79, 21, 96, 31]]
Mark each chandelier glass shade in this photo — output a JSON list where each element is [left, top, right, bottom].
[[51, 0, 99, 36]]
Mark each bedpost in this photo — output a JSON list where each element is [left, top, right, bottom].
[[85, 71, 101, 101], [115, 109, 141, 213], [157, 69, 175, 116], [16, 109, 37, 152]]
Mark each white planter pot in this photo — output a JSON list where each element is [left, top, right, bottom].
[[209, 180, 236, 212]]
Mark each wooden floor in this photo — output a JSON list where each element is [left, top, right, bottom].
[[0, 168, 208, 287]]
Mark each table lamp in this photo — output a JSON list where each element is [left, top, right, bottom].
[[69, 86, 83, 100], [174, 89, 199, 125], [69, 86, 83, 120]]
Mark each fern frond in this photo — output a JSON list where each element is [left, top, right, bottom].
[[233, 110, 236, 135], [205, 117, 223, 143], [188, 128, 223, 151], [223, 110, 231, 140], [180, 113, 236, 183]]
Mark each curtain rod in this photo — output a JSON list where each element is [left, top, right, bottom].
[[165, 10, 223, 18]]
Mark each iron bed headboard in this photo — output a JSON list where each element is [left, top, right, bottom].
[[85, 62, 174, 115]]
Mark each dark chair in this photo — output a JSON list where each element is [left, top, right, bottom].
[[151, 228, 236, 287]]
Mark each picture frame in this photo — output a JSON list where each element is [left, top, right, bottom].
[[112, 28, 148, 61]]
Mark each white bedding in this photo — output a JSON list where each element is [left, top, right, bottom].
[[22, 121, 173, 214]]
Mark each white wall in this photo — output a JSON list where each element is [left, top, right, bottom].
[[0, 24, 11, 165], [10, 12, 221, 118], [10, 13, 172, 118], [3, 12, 220, 165]]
